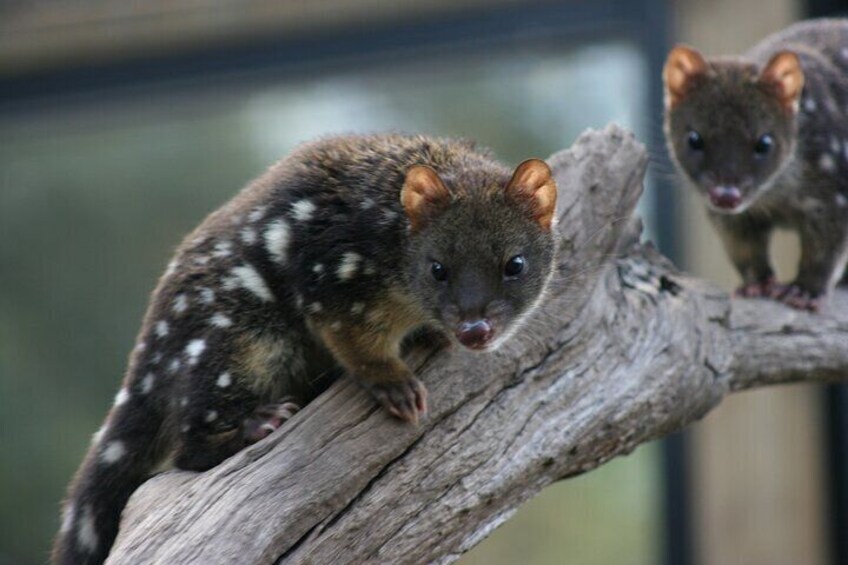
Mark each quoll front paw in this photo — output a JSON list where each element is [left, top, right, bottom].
[[243, 397, 301, 443], [770, 283, 822, 312], [734, 276, 780, 298], [369, 378, 428, 424]]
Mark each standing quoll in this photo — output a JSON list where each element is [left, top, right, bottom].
[[664, 19, 848, 310], [52, 133, 559, 564]]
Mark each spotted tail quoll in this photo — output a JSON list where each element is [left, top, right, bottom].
[[663, 18, 848, 311], [52, 133, 559, 564]]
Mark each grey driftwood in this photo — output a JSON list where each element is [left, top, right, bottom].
[[106, 124, 848, 565]]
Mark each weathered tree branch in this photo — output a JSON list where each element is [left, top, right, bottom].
[[106, 125, 848, 565]]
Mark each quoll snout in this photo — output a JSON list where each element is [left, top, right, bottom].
[[708, 185, 742, 210], [455, 318, 494, 350]]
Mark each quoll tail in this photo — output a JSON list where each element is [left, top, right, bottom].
[[52, 388, 166, 565]]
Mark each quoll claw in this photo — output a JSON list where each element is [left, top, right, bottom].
[[734, 277, 780, 298], [771, 283, 821, 312], [243, 397, 302, 443], [369, 378, 428, 424]]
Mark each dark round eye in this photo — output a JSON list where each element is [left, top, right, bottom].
[[504, 255, 526, 278], [754, 133, 774, 156], [430, 261, 447, 282], [687, 130, 704, 151]]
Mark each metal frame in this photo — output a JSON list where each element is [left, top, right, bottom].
[[0, 1, 686, 563]]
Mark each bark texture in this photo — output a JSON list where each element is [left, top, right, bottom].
[[106, 125, 848, 565]]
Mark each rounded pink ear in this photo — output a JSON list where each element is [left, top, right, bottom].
[[760, 50, 804, 112], [504, 158, 557, 231], [663, 44, 708, 109], [400, 165, 451, 232]]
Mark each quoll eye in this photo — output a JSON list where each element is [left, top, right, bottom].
[[504, 255, 526, 278], [754, 133, 774, 156], [430, 261, 447, 282], [687, 130, 705, 151]]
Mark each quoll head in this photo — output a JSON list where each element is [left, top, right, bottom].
[[663, 44, 804, 213], [400, 158, 558, 351]]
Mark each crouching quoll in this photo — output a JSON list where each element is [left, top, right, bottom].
[[663, 19, 848, 310], [52, 133, 559, 564]]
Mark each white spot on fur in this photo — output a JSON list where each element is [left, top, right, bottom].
[[180, 397, 188, 407], [216, 372, 232, 388], [173, 294, 189, 314], [168, 358, 181, 374], [330, 321, 342, 331], [819, 153, 836, 173], [140, 373, 155, 394], [135, 342, 146, 353], [382, 210, 397, 223], [240, 227, 257, 245], [831, 137, 841, 154], [292, 199, 317, 222], [60, 503, 76, 534], [185, 339, 206, 365], [114, 388, 129, 407], [164, 259, 178, 278], [193, 255, 210, 266], [155, 320, 169, 338], [837, 194, 848, 208], [264, 219, 291, 264], [248, 206, 268, 222], [351, 302, 365, 315], [804, 97, 817, 112], [212, 240, 233, 258], [225, 265, 275, 302], [294, 294, 304, 309], [360, 198, 375, 210], [92, 425, 107, 444], [307, 302, 323, 314], [842, 47, 848, 59], [101, 440, 126, 464], [181, 424, 190, 433], [152, 352, 163, 364], [210, 313, 233, 328], [337, 252, 362, 280], [198, 287, 215, 304], [78, 505, 98, 552], [205, 410, 218, 423], [312, 263, 324, 274]]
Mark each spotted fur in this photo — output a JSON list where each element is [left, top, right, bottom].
[[664, 19, 848, 309], [52, 133, 558, 564]]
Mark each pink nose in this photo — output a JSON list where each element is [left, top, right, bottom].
[[455, 319, 494, 350], [708, 186, 742, 210]]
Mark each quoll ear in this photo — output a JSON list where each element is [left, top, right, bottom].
[[400, 165, 452, 232], [663, 44, 708, 109], [504, 158, 557, 231], [760, 50, 804, 112]]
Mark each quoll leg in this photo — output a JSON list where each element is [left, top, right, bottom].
[[319, 322, 427, 424]]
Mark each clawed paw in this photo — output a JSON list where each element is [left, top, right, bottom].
[[368, 378, 427, 424], [734, 277, 779, 298], [243, 397, 301, 443], [770, 283, 821, 312]]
